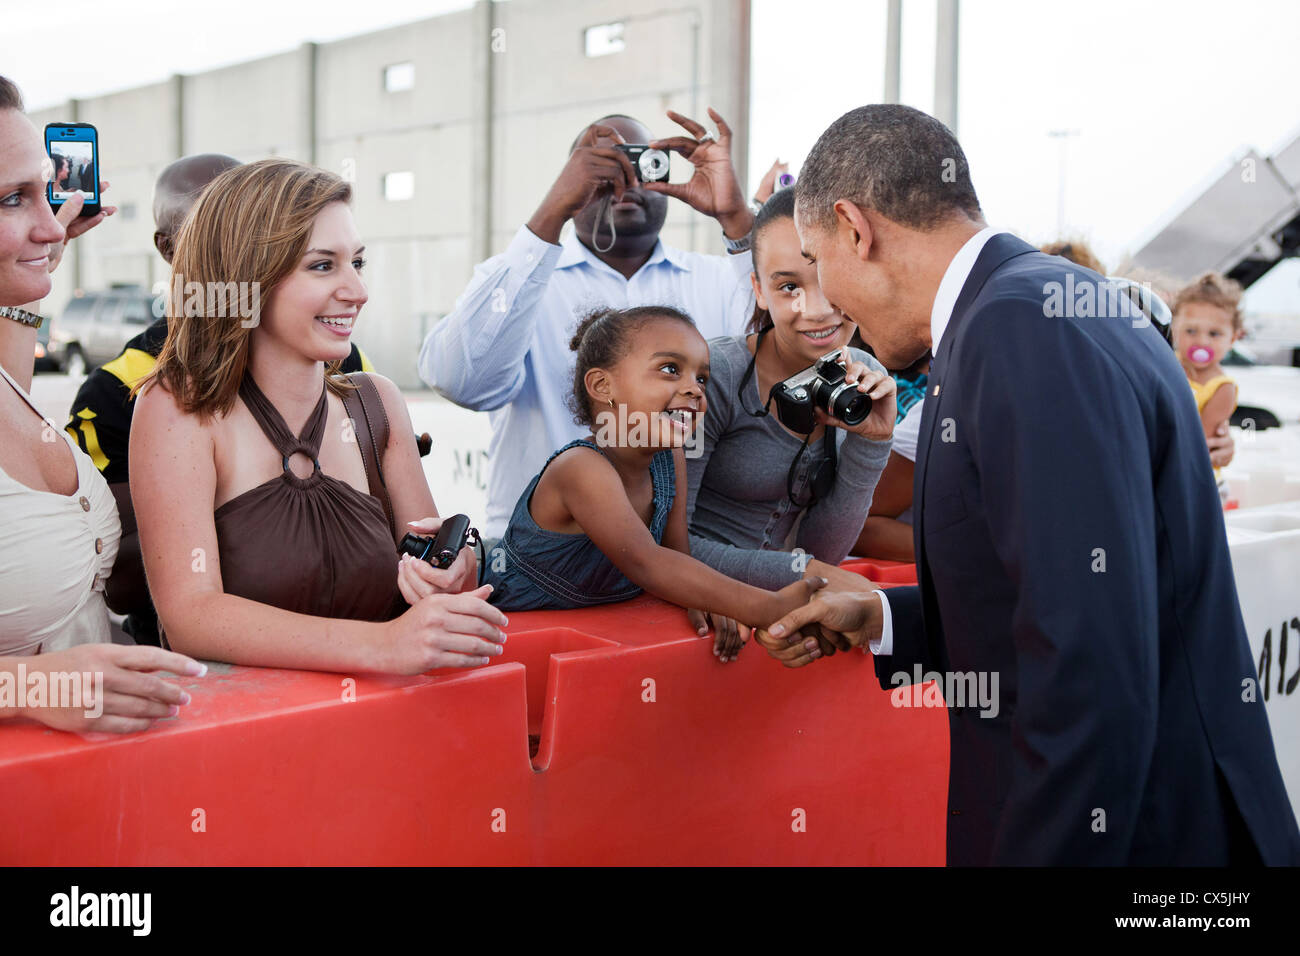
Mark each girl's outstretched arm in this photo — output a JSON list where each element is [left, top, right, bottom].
[[546, 446, 821, 630], [661, 448, 748, 660]]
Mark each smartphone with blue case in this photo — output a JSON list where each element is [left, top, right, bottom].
[[45, 122, 101, 218]]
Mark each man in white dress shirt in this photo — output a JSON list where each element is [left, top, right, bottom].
[[418, 109, 756, 539]]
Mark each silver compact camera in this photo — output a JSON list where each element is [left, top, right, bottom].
[[615, 144, 670, 183]]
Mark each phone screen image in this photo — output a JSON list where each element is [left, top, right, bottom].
[[45, 124, 99, 207]]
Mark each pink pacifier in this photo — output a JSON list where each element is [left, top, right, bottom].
[[1187, 346, 1213, 364]]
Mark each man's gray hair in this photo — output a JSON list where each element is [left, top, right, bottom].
[[795, 104, 982, 233]]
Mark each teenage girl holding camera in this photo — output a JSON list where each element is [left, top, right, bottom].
[[684, 188, 897, 656]]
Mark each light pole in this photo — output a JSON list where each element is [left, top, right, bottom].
[[885, 0, 901, 104], [935, 0, 959, 134], [1047, 128, 1080, 236]]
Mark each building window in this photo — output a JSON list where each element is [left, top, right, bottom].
[[384, 171, 415, 201], [583, 22, 625, 57], [384, 62, 415, 92]]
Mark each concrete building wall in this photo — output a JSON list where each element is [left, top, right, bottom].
[[33, 0, 750, 387], [182, 50, 315, 161]]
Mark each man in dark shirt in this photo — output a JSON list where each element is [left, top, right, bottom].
[[65, 154, 374, 644]]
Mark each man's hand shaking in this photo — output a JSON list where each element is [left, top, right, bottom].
[[754, 586, 886, 668]]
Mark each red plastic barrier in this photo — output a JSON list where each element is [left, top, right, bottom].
[[840, 558, 920, 585], [0, 563, 945, 865]]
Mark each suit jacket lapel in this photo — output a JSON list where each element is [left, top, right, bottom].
[[912, 233, 1038, 603]]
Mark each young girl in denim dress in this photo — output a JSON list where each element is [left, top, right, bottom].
[[483, 305, 826, 662]]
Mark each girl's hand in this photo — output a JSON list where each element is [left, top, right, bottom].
[[813, 352, 898, 441], [807, 558, 880, 597], [11, 643, 205, 735], [760, 588, 887, 666], [382, 585, 508, 675], [752, 158, 789, 206], [767, 575, 845, 657], [687, 609, 750, 663], [397, 517, 479, 603]]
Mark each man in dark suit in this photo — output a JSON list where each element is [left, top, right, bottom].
[[756, 104, 1300, 866]]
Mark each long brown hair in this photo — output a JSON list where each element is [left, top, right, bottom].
[[136, 158, 354, 419]]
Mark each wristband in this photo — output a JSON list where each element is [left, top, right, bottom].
[[723, 230, 752, 255]]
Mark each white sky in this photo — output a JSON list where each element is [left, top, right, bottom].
[[750, 0, 1300, 312], [6, 0, 1300, 310]]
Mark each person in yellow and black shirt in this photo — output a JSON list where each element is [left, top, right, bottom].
[[65, 154, 374, 645]]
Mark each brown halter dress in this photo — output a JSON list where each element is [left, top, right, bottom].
[[212, 373, 403, 622]]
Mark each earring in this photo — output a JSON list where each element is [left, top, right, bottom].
[[608, 398, 615, 407]]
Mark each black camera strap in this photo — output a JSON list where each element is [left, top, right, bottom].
[[738, 324, 838, 508], [736, 325, 782, 418], [784, 427, 837, 509]]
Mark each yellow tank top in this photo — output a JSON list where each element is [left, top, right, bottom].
[[1188, 373, 1236, 413]]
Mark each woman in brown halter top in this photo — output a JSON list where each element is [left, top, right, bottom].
[[130, 159, 507, 674]]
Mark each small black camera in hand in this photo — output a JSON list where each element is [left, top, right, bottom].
[[399, 514, 479, 569], [771, 351, 871, 434], [614, 144, 671, 183]]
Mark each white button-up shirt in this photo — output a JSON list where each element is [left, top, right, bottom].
[[419, 224, 754, 538]]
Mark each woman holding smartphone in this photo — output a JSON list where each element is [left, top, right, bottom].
[[130, 158, 508, 674], [0, 74, 206, 734]]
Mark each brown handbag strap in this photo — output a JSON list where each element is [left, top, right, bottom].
[[340, 372, 395, 539]]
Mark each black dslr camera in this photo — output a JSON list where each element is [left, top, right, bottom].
[[770, 351, 872, 435], [399, 514, 479, 569], [614, 144, 671, 183]]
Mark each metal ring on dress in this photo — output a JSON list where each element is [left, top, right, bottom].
[[282, 452, 321, 475]]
